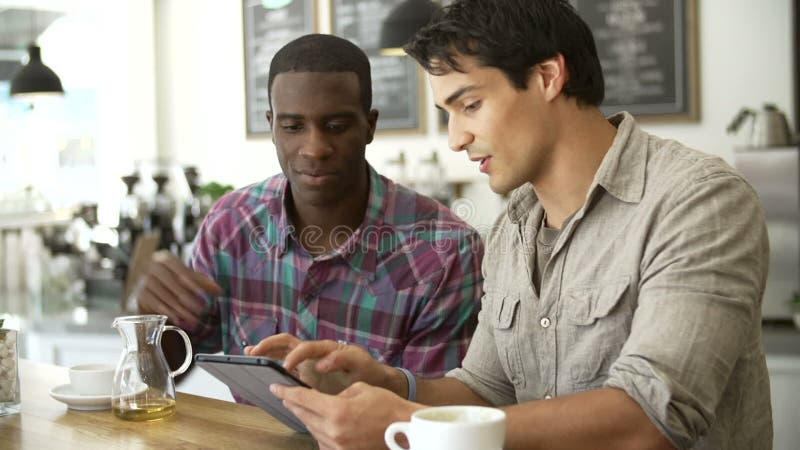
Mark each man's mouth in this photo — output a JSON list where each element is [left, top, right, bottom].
[[478, 157, 491, 174], [297, 167, 337, 176], [296, 170, 337, 186]]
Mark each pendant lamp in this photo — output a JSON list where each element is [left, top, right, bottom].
[[10, 43, 64, 97], [10, 9, 64, 98], [379, 0, 440, 56]]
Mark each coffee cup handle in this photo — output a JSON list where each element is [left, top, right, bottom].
[[163, 325, 193, 377], [384, 421, 411, 450]]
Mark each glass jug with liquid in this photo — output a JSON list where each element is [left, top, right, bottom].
[[111, 315, 192, 421]]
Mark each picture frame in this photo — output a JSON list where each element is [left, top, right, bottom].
[[242, 0, 317, 137], [794, 0, 799, 131], [436, 0, 700, 133], [329, 0, 426, 133], [572, 0, 700, 122]]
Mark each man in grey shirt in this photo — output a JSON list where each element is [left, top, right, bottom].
[[249, 0, 772, 448]]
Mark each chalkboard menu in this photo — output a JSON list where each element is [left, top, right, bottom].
[[242, 0, 316, 136], [331, 0, 423, 131], [572, 0, 698, 120]]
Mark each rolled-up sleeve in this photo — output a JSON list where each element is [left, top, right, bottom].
[[604, 173, 768, 449]]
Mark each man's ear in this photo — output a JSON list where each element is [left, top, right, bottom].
[[266, 110, 276, 144], [365, 109, 379, 144], [535, 53, 568, 102]]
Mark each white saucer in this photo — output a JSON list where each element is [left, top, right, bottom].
[[49, 384, 112, 411]]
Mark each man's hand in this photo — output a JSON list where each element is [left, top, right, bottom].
[[248, 336, 397, 392], [243, 332, 301, 360], [246, 335, 389, 395], [132, 250, 222, 329], [271, 382, 422, 450]]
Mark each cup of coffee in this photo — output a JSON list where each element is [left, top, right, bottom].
[[69, 364, 116, 396], [385, 405, 506, 450]]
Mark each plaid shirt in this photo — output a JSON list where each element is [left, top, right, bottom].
[[189, 165, 483, 377]]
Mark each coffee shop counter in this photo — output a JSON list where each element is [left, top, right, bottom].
[[760, 321, 800, 450], [0, 293, 237, 402], [0, 293, 123, 369]]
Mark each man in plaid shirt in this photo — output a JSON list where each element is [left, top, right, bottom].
[[134, 34, 483, 387]]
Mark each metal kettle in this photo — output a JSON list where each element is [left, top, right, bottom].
[[727, 104, 796, 148]]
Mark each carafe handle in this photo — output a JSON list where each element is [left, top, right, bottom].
[[163, 325, 193, 378]]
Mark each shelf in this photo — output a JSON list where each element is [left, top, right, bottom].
[[734, 145, 799, 153], [0, 208, 75, 231]]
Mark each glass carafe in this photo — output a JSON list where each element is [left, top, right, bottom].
[[111, 315, 192, 421]]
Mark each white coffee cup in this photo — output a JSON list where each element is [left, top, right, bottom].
[[69, 364, 116, 396], [385, 405, 506, 450]]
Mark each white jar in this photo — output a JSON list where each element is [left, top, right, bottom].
[[0, 325, 21, 415]]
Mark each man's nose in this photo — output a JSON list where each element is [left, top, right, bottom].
[[299, 126, 334, 159], [448, 117, 474, 152]]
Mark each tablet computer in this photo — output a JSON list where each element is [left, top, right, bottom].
[[194, 353, 310, 433]]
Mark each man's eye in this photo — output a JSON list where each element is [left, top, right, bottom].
[[281, 124, 302, 132], [463, 101, 481, 113], [327, 122, 349, 132]]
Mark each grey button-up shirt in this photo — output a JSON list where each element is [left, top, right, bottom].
[[448, 112, 772, 449]]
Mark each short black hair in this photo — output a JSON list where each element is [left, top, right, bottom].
[[268, 34, 372, 113], [404, 0, 604, 106]]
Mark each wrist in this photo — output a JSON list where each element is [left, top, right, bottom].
[[396, 367, 417, 402], [381, 365, 409, 398]]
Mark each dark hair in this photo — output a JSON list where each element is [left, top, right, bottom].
[[404, 0, 604, 106], [268, 34, 372, 113]]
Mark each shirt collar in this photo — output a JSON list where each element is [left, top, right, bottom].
[[591, 112, 647, 204], [506, 111, 646, 224], [267, 164, 385, 281]]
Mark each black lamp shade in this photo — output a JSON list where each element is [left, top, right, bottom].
[[380, 0, 439, 51], [10, 44, 64, 96]]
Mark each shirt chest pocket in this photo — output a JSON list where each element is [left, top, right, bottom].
[[561, 277, 632, 389], [228, 298, 279, 352], [564, 277, 630, 326], [489, 292, 526, 389]]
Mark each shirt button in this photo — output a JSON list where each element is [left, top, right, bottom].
[[544, 395, 552, 400], [540, 317, 551, 328]]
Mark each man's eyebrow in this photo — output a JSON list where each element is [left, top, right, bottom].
[[275, 113, 303, 120], [437, 85, 480, 109], [322, 112, 358, 121], [274, 112, 358, 120]]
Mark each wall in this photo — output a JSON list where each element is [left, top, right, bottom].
[[646, 0, 795, 159], [154, 0, 796, 230], [6, 0, 158, 166], [0, 0, 157, 222]]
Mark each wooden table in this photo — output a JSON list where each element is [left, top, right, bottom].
[[0, 360, 317, 449]]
